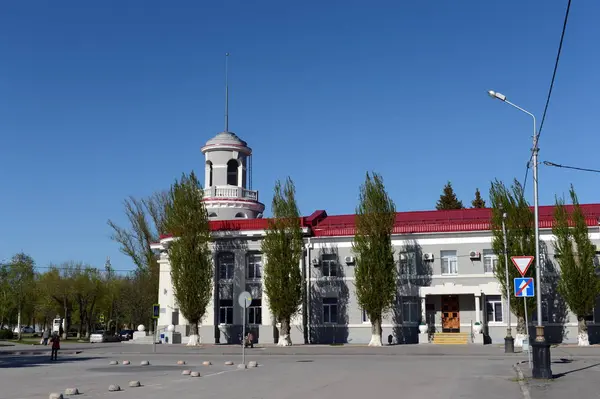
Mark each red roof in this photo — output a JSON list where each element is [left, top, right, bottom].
[[157, 204, 600, 240]]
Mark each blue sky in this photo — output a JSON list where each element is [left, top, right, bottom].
[[1, 0, 598, 273]]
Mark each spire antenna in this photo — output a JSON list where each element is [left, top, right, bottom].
[[224, 52, 230, 132]]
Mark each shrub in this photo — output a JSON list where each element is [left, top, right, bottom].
[[0, 330, 14, 340]]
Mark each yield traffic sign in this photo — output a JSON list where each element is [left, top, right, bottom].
[[511, 256, 534, 277]]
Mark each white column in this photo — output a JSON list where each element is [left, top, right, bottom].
[[475, 295, 481, 323], [420, 296, 426, 323], [237, 162, 243, 187]]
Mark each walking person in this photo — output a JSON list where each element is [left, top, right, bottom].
[[50, 333, 60, 361], [41, 329, 50, 346]]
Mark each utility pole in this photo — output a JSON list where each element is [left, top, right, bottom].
[[502, 212, 514, 353]]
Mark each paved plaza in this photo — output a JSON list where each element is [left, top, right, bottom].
[[1, 343, 599, 399]]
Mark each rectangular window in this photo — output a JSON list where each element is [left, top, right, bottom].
[[441, 250, 458, 275], [218, 253, 235, 280], [485, 295, 503, 323], [322, 297, 338, 324], [219, 299, 233, 324], [171, 309, 179, 325], [483, 249, 498, 274], [246, 254, 262, 280], [399, 252, 417, 276], [248, 299, 262, 325], [361, 308, 370, 323], [401, 296, 419, 323], [321, 254, 337, 277]]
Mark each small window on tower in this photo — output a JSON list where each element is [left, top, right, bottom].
[[227, 159, 238, 186], [235, 212, 246, 218], [208, 212, 217, 218]]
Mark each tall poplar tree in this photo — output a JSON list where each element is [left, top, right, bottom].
[[352, 172, 397, 346], [553, 185, 600, 346], [436, 181, 464, 210], [262, 177, 304, 346], [471, 188, 486, 208], [164, 171, 213, 346], [489, 179, 536, 336]]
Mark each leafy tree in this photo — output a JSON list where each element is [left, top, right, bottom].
[[164, 171, 213, 346], [553, 185, 600, 346], [352, 172, 397, 346], [436, 181, 464, 210], [38, 264, 75, 339], [71, 264, 103, 338], [108, 191, 168, 327], [262, 177, 304, 346], [471, 188, 486, 208], [6, 253, 35, 340], [0, 262, 15, 328], [489, 179, 536, 335]]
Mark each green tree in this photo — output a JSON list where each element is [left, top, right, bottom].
[[553, 185, 600, 346], [471, 188, 486, 208], [489, 179, 536, 335], [108, 191, 168, 327], [38, 264, 75, 339], [352, 172, 397, 346], [71, 264, 103, 338], [436, 181, 464, 210], [164, 171, 213, 346], [262, 177, 304, 346], [6, 253, 35, 340], [0, 262, 15, 328]]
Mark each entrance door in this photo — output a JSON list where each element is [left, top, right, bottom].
[[441, 295, 460, 333]]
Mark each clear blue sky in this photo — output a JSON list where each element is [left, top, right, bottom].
[[1, 0, 598, 273]]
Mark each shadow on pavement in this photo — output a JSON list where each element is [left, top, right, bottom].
[[0, 355, 103, 369], [552, 361, 600, 379]]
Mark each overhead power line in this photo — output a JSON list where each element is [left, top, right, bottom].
[[543, 161, 600, 174]]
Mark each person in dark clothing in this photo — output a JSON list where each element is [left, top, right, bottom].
[[50, 333, 60, 361]]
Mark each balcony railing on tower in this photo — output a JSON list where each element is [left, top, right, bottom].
[[203, 186, 259, 201]]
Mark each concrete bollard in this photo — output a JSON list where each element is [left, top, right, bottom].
[[190, 371, 201, 377], [122, 360, 130, 365], [182, 370, 191, 375], [128, 381, 141, 388], [109, 361, 118, 365], [140, 360, 150, 366], [49, 393, 63, 399], [177, 360, 186, 365], [202, 361, 212, 366], [224, 361, 234, 366], [248, 361, 258, 368], [108, 385, 120, 392], [237, 363, 247, 369], [64, 387, 79, 395]]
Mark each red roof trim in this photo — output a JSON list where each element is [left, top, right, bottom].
[[156, 204, 600, 239]]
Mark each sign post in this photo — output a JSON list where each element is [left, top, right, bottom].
[[152, 304, 160, 353], [514, 277, 534, 369], [237, 291, 252, 366]]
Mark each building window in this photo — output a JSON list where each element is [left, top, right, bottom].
[[321, 254, 337, 277], [401, 296, 419, 323], [485, 295, 503, 323], [235, 212, 247, 218], [208, 212, 218, 218], [171, 309, 179, 325], [483, 249, 498, 274], [206, 161, 213, 187], [227, 159, 238, 186], [323, 297, 338, 324], [246, 254, 262, 280], [441, 250, 458, 275], [218, 253, 235, 280], [361, 308, 370, 323], [399, 252, 416, 276], [219, 299, 233, 324], [248, 299, 262, 325]]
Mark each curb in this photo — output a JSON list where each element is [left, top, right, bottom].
[[513, 361, 531, 399], [0, 350, 83, 356]]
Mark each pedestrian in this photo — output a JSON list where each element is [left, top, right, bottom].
[[42, 329, 50, 346], [50, 333, 60, 361]]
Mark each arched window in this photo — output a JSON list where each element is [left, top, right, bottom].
[[208, 212, 217, 218], [227, 159, 238, 186], [206, 161, 213, 187], [235, 212, 247, 218]]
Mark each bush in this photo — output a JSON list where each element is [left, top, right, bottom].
[[0, 330, 14, 340]]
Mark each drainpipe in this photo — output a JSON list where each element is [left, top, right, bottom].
[[306, 238, 312, 344]]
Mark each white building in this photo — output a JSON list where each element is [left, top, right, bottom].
[[152, 131, 600, 345]]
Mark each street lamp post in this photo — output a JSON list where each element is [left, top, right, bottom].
[[488, 90, 552, 379], [501, 211, 514, 353]]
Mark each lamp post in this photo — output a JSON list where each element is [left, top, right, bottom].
[[501, 211, 514, 353], [487, 90, 552, 379]]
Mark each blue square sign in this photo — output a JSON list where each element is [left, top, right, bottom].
[[514, 277, 534, 297]]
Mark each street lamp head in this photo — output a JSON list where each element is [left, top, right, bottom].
[[487, 90, 507, 102]]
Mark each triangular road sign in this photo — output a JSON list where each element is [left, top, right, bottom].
[[511, 256, 534, 277]]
